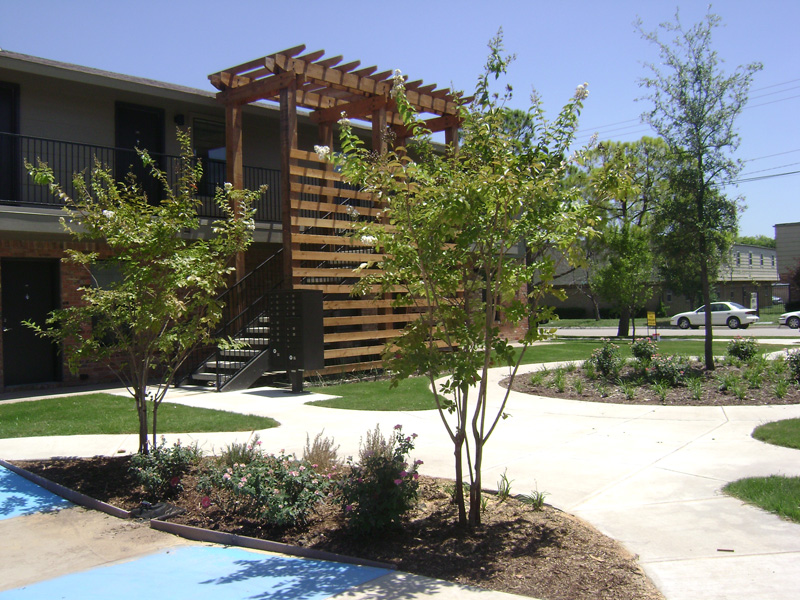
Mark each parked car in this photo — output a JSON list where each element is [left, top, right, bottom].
[[779, 310, 800, 329], [772, 296, 785, 304], [670, 302, 759, 330]]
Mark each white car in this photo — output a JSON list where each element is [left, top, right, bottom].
[[670, 302, 759, 330], [779, 310, 800, 329]]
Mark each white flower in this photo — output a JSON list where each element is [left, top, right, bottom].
[[314, 145, 331, 160], [361, 234, 377, 245], [224, 182, 233, 191], [338, 112, 351, 127], [390, 68, 404, 99], [102, 209, 115, 219], [574, 82, 589, 100], [358, 262, 369, 269], [588, 132, 598, 148]]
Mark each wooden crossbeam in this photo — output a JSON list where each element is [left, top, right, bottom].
[[271, 44, 306, 58], [393, 113, 461, 136], [353, 65, 378, 77], [337, 60, 361, 72], [297, 49, 325, 63], [218, 71, 299, 105], [316, 55, 343, 67], [295, 250, 385, 262], [310, 94, 391, 123]]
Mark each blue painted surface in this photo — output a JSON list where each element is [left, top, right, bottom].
[[1, 545, 391, 600], [0, 465, 71, 521]]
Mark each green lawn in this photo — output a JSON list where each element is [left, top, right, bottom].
[[723, 476, 800, 524], [511, 339, 796, 367], [0, 393, 279, 439], [308, 377, 437, 411], [752, 418, 800, 450], [307, 338, 797, 411]]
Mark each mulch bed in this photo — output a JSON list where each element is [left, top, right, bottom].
[[11, 455, 664, 600]]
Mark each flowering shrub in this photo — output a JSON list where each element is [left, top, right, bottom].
[[787, 350, 800, 383], [201, 451, 330, 528], [218, 434, 263, 468], [631, 337, 658, 365], [129, 437, 202, 499], [338, 424, 421, 536], [647, 354, 688, 386], [727, 337, 759, 362], [586, 340, 622, 378]]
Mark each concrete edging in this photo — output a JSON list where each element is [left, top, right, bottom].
[[0, 457, 131, 519]]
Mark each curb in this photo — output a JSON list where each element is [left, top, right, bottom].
[[1, 458, 396, 571]]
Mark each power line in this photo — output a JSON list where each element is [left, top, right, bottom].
[[743, 149, 800, 163], [723, 169, 800, 185], [738, 161, 800, 177]]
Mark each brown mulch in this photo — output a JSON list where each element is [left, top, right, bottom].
[[505, 363, 800, 406], [11, 456, 664, 600]]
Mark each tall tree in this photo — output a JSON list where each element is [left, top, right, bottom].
[[581, 138, 670, 335], [637, 9, 761, 369], [27, 131, 257, 453], [328, 33, 595, 527]]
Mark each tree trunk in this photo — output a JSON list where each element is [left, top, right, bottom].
[[136, 388, 148, 454], [453, 429, 467, 525], [617, 307, 630, 337], [701, 260, 715, 370], [468, 440, 483, 527]]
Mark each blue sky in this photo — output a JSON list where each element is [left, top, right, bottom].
[[2, 0, 797, 238]]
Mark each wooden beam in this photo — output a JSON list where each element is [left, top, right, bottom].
[[310, 94, 390, 123], [297, 49, 325, 62], [225, 104, 244, 281], [218, 71, 298, 105], [280, 77, 298, 290], [392, 113, 461, 137], [271, 44, 306, 58], [295, 250, 385, 262], [316, 55, 343, 67], [273, 53, 391, 98], [372, 102, 388, 154]]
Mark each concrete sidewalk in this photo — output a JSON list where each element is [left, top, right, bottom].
[[2, 366, 800, 599]]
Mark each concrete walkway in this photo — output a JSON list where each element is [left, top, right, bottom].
[[2, 365, 800, 599]]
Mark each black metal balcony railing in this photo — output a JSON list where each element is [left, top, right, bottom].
[[0, 132, 281, 222]]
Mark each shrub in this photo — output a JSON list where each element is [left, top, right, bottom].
[[338, 424, 420, 536], [202, 450, 330, 528], [647, 354, 688, 386], [630, 337, 658, 365], [217, 434, 263, 468], [303, 430, 341, 474], [129, 437, 202, 499], [586, 339, 622, 378], [727, 337, 759, 362], [787, 351, 800, 383]]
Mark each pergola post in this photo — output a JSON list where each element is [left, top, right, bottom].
[[279, 77, 298, 290], [225, 103, 245, 280], [372, 104, 388, 155]]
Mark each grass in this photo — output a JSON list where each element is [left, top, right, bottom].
[[752, 418, 800, 450], [308, 338, 798, 411], [508, 339, 796, 367], [0, 393, 279, 439], [308, 377, 437, 411], [723, 476, 800, 524]]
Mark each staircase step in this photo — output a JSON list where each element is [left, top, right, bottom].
[[206, 360, 247, 370]]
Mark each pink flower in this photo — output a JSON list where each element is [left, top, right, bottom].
[[394, 424, 402, 430], [299, 465, 306, 471], [223, 473, 231, 481], [238, 481, 245, 489], [399, 471, 408, 478], [289, 471, 300, 477], [345, 504, 353, 512], [413, 473, 419, 480], [200, 496, 211, 508], [414, 459, 424, 465], [170, 476, 180, 488], [394, 479, 403, 485]]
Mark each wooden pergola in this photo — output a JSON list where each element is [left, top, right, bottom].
[[209, 45, 462, 375]]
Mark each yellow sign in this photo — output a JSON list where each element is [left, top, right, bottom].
[[647, 311, 656, 327]]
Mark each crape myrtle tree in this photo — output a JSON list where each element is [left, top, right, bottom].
[[582, 138, 670, 336], [325, 33, 596, 527], [638, 9, 761, 369], [26, 131, 257, 453]]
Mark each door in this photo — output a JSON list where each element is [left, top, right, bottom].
[[0, 82, 20, 201], [115, 103, 164, 204], [2, 259, 61, 386]]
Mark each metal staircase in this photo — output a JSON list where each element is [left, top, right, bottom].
[[180, 250, 284, 391]]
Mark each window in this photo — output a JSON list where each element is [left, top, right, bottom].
[[748, 252, 752, 265], [760, 254, 764, 266], [736, 252, 741, 266], [772, 256, 776, 267]]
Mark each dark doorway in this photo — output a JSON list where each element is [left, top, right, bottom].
[[0, 82, 20, 202], [2, 259, 61, 386], [115, 102, 164, 204]]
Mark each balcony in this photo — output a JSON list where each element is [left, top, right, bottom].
[[0, 132, 281, 222]]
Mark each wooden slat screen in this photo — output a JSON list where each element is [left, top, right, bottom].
[[288, 148, 425, 375]]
